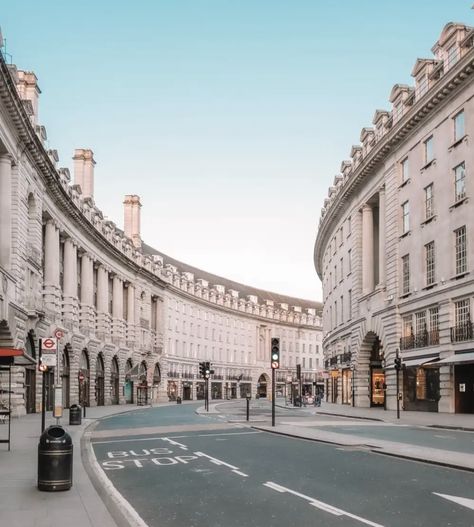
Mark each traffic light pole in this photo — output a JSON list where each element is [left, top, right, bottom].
[[396, 349, 400, 420], [206, 377, 209, 412], [271, 368, 275, 427]]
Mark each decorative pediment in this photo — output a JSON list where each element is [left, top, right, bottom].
[[433, 22, 470, 52], [411, 58, 438, 77], [372, 109, 390, 126], [359, 127, 374, 142], [389, 84, 411, 103], [350, 145, 362, 159], [333, 174, 343, 186]]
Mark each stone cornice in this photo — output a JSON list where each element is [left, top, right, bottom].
[[314, 47, 474, 277]]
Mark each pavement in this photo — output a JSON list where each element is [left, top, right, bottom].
[[1, 399, 473, 527]]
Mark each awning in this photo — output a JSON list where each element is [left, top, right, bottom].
[[386, 356, 439, 369], [434, 351, 474, 365], [0, 348, 35, 366]]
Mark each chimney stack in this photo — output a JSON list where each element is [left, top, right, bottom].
[[73, 149, 95, 199], [123, 195, 142, 248], [16, 70, 41, 126]]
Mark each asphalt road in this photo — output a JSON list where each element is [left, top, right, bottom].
[[90, 403, 474, 527]]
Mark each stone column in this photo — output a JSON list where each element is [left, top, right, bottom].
[[361, 204, 374, 295], [62, 238, 78, 324], [43, 220, 60, 313], [112, 275, 124, 340], [0, 155, 12, 270], [378, 188, 386, 286], [126, 284, 136, 345], [96, 265, 109, 336], [80, 254, 94, 331]]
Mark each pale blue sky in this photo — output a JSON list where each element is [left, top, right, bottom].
[[2, 1, 472, 300]]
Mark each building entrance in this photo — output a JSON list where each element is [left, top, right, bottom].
[[455, 364, 474, 413]]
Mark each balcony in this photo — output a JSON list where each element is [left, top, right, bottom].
[[400, 330, 439, 350], [450, 322, 473, 343]]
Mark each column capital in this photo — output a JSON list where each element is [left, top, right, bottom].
[[0, 153, 14, 165]]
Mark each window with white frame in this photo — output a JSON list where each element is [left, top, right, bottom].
[[402, 254, 410, 294], [402, 201, 410, 234], [425, 241, 435, 286], [348, 249, 352, 274], [415, 311, 427, 338], [401, 157, 409, 183], [454, 298, 471, 326], [347, 216, 351, 235], [454, 110, 465, 142], [424, 183, 434, 219], [454, 162, 466, 202], [417, 74, 429, 99], [446, 43, 459, 70], [424, 136, 434, 164], [340, 257, 343, 281], [429, 307, 439, 336], [348, 289, 352, 319], [454, 226, 467, 275], [403, 315, 413, 337], [340, 295, 344, 324]]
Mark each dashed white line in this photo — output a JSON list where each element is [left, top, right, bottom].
[[231, 470, 248, 477], [161, 438, 188, 450], [263, 481, 384, 527], [194, 451, 239, 470]]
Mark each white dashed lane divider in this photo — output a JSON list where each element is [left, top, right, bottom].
[[194, 451, 249, 477], [161, 437, 188, 450], [263, 481, 384, 527]]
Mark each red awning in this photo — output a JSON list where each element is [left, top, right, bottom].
[[0, 348, 24, 357], [0, 348, 35, 365]]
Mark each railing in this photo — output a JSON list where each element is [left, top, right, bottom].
[[400, 330, 439, 350], [450, 322, 473, 343]]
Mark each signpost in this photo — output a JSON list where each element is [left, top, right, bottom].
[[39, 337, 63, 427]]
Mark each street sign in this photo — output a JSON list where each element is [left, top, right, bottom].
[[40, 338, 58, 368], [54, 329, 64, 340]]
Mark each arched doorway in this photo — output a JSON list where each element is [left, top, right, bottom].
[[110, 356, 120, 405], [96, 354, 105, 406], [257, 373, 269, 398], [61, 345, 71, 408], [124, 359, 134, 403], [25, 331, 36, 413], [137, 361, 148, 405], [79, 349, 90, 408], [153, 363, 161, 402]]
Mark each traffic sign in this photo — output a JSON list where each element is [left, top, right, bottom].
[[40, 338, 58, 367], [54, 329, 64, 340]]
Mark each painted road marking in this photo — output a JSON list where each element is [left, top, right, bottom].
[[433, 435, 456, 440], [231, 470, 249, 477], [263, 481, 384, 527], [162, 437, 188, 450], [92, 430, 261, 445], [195, 451, 239, 470], [433, 492, 474, 511]]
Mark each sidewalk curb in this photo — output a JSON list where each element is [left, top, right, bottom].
[[251, 426, 474, 474], [314, 411, 383, 422], [80, 410, 150, 527]]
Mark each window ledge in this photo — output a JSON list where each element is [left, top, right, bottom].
[[450, 196, 468, 210], [399, 178, 411, 189], [400, 230, 411, 240], [449, 135, 467, 150], [421, 159, 436, 171], [399, 292, 412, 299], [422, 282, 437, 291], [451, 271, 470, 281], [421, 215, 436, 227]]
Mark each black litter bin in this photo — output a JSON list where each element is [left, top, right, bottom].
[[176, 396, 182, 404], [69, 404, 82, 425], [38, 425, 73, 491]]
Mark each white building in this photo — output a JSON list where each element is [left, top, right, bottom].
[[0, 49, 322, 416], [314, 22, 474, 414]]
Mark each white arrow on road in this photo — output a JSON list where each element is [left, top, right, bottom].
[[433, 492, 474, 511]]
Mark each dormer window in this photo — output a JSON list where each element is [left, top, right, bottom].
[[417, 74, 429, 99], [394, 101, 403, 122]]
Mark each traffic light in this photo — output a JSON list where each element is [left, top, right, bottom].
[[394, 357, 402, 370], [205, 361, 211, 378], [271, 338, 280, 369], [199, 362, 206, 378]]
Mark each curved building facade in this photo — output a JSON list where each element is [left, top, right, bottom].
[[314, 22, 474, 414], [0, 53, 322, 416]]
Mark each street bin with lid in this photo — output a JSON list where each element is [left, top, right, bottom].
[[69, 404, 82, 425], [38, 425, 73, 491], [176, 396, 182, 404]]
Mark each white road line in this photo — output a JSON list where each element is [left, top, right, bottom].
[[433, 435, 455, 439], [263, 481, 384, 527], [92, 430, 262, 445], [433, 492, 474, 511], [194, 451, 239, 470], [161, 438, 188, 450], [231, 470, 249, 477]]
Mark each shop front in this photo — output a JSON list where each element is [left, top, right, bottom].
[[211, 382, 222, 399], [167, 380, 178, 401], [403, 362, 440, 412], [455, 362, 474, 413], [239, 383, 251, 398], [196, 381, 205, 400], [182, 382, 192, 401], [330, 370, 339, 403], [341, 368, 353, 405]]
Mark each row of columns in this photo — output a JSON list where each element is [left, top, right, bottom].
[[42, 219, 163, 343], [361, 187, 386, 295], [0, 155, 12, 271]]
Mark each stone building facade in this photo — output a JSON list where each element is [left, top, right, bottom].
[[314, 22, 474, 414], [0, 50, 322, 416]]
